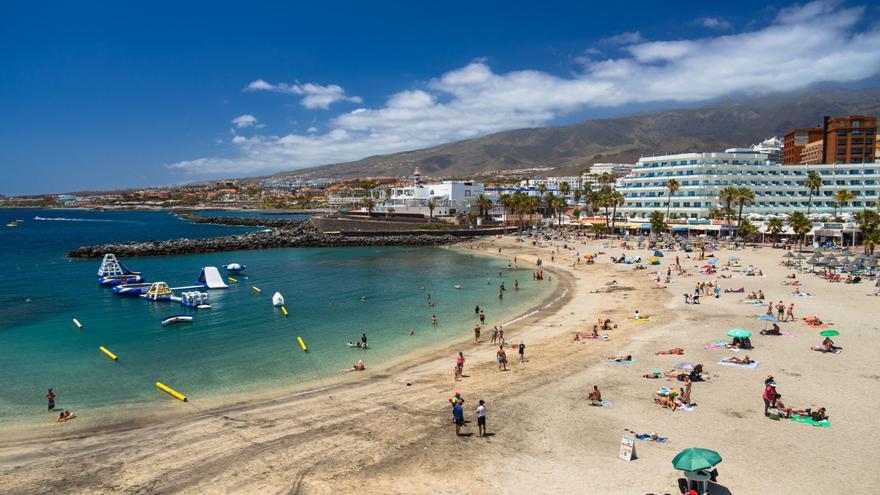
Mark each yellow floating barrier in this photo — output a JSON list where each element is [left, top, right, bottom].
[[155, 382, 188, 402], [99, 346, 118, 361], [228, 277, 238, 283], [281, 306, 288, 316], [72, 318, 82, 329], [252, 286, 262, 293], [297, 336, 308, 352]]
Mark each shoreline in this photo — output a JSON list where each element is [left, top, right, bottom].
[[0, 247, 571, 444]]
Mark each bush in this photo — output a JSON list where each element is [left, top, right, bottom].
[[417, 223, 446, 230]]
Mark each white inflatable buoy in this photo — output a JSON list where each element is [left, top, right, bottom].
[[272, 292, 285, 307]]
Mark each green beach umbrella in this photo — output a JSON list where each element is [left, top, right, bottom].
[[820, 330, 839, 337], [726, 328, 751, 338], [672, 448, 722, 471]]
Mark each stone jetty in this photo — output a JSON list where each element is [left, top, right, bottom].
[[68, 221, 463, 258]]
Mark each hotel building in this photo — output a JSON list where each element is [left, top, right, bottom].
[[616, 150, 880, 219]]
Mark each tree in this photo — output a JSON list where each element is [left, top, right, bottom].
[[649, 210, 667, 234], [358, 180, 378, 199], [426, 199, 436, 222], [733, 187, 755, 239], [589, 222, 607, 238], [864, 230, 880, 256], [855, 207, 879, 253], [767, 217, 785, 243], [719, 186, 739, 232], [833, 189, 855, 219], [559, 181, 571, 200], [475, 194, 493, 221], [544, 191, 558, 224], [499, 193, 513, 227], [360, 197, 376, 216], [665, 179, 680, 219], [609, 190, 625, 236], [788, 211, 813, 251], [738, 218, 759, 241], [805, 171, 822, 215], [524, 195, 540, 228], [537, 183, 548, 214], [554, 195, 568, 227]]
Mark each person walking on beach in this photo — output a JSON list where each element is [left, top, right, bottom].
[[476, 400, 487, 437], [766, 301, 773, 316], [518, 341, 526, 362], [496, 345, 508, 371], [491, 325, 499, 344], [786, 303, 795, 323], [498, 326, 505, 346], [455, 352, 465, 381], [474, 324, 481, 343], [46, 388, 56, 411], [776, 301, 785, 321]]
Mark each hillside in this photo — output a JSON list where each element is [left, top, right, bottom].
[[276, 87, 880, 180]]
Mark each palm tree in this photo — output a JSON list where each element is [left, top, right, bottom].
[[738, 218, 759, 242], [554, 195, 568, 227], [665, 179, 680, 219], [360, 197, 376, 217], [788, 211, 813, 251], [499, 193, 513, 228], [733, 187, 755, 239], [767, 217, 784, 243], [609, 190, 625, 236], [544, 191, 558, 225], [559, 181, 571, 201], [649, 210, 667, 235], [805, 171, 822, 215], [719, 186, 739, 232], [833, 189, 855, 219], [536, 183, 548, 214], [590, 222, 607, 238], [475, 194, 493, 221], [596, 189, 612, 227], [426, 199, 436, 222]]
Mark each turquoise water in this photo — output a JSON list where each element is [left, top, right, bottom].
[[0, 209, 553, 423]]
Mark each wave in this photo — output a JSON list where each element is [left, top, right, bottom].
[[33, 216, 140, 224]]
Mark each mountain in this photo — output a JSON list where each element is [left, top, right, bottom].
[[276, 88, 880, 180]]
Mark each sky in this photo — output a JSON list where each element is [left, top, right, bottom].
[[2, 0, 880, 195]]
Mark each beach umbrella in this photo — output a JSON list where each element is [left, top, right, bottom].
[[726, 328, 751, 338], [825, 261, 841, 269], [672, 448, 723, 472], [758, 314, 778, 322], [708, 258, 718, 265], [820, 330, 839, 337], [653, 250, 664, 258], [783, 252, 794, 259], [853, 253, 867, 261], [794, 253, 806, 261], [674, 362, 695, 370], [865, 257, 878, 268]]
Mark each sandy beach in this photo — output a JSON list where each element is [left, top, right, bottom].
[[1, 235, 878, 494]]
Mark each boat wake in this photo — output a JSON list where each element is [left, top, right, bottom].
[[34, 216, 139, 224]]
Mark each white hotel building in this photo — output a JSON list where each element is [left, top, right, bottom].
[[616, 150, 880, 219]]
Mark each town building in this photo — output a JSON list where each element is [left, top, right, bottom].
[[588, 163, 635, 177], [518, 177, 584, 196], [800, 140, 824, 165], [783, 115, 876, 164], [616, 150, 880, 219]]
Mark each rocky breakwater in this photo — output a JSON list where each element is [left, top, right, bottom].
[[180, 214, 305, 228], [68, 222, 462, 258]]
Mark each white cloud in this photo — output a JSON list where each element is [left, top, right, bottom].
[[168, 0, 880, 178], [245, 79, 362, 109], [699, 17, 732, 30], [600, 31, 644, 45], [231, 114, 259, 128]]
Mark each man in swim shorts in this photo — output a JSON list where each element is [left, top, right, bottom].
[[497, 345, 507, 371]]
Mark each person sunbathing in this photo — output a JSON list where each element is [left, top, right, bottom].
[[722, 355, 752, 365], [610, 354, 633, 362], [656, 348, 685, 355], [760, 323, 782, 336], [654, 395, 678, 411], [804, 315, 823, 325], [811, 337, 838, 353], [789, 406, 828, 421], [643, 373, 662, 379], [56, 410, 75, 422]]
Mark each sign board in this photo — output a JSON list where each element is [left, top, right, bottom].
[[619, 434, 636, 461]]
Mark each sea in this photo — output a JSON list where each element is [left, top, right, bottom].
[[0, 209, 556, 425]]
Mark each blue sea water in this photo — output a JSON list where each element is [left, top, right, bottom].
[[0, 209, 554, 424]]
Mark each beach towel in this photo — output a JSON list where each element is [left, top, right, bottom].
[[705, 341, 739, 351], [793, 293, 814, 298], [635, 434, 669, 443], [628, 318, 651, 323], [590, 400, 614, 408], [581, 334, 609, 341], [613, 359, 635, 364], [677, 404, 695, 412], [717, 359, 759, 369], [791, 415, 830, 427]]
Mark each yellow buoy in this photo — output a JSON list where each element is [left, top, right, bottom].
[[72, 318, 82, 329], [155, 382, 188, 402], [228, 277, 238, 283], [297, 336, 308, 352], [99, 346, 118, 361], [281, 306, 288, 316], [252, 286, 262, 293]]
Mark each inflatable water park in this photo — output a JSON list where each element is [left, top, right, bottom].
[[97, 254, 144, 286]]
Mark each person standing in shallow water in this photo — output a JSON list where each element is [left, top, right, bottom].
[[46, 388, 56, 411]]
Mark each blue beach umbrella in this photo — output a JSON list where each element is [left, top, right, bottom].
[[757, 314, 778, 322], [653, 250, 664, 258]]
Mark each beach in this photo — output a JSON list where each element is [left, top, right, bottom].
[[1, 235, 878, 494]]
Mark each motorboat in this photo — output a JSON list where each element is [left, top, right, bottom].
[[161, 315, 193, 326]]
